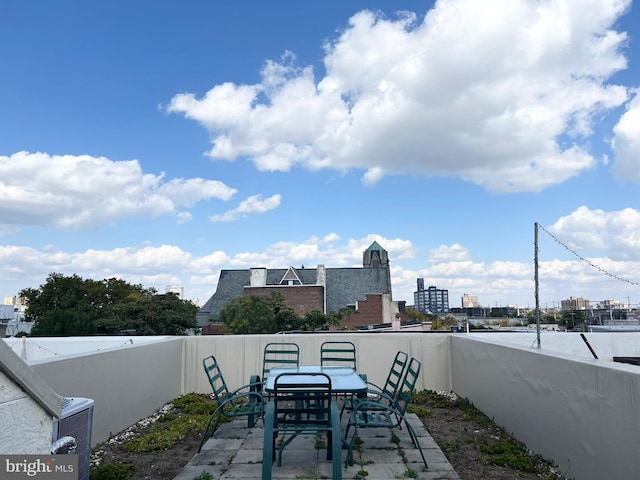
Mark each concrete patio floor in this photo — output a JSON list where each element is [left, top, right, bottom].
[[173, 413, 460, 480]]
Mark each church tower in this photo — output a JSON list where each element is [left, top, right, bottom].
[[362, 241, 392, 297]]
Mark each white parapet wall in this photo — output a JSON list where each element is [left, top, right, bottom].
[[450, 334, 640, 480], [2, 336, 173, 364], [23, 332, 453, 446], [30, 337, 184, 446], [181, 333, 453, 395]]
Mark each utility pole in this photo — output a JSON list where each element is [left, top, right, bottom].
[[534, 222, 541, 348]]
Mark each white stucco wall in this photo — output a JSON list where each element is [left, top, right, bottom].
[[466, 331, 640, 360], [0, 371, 52, 453], [182, 333, 453, 395], [451, 335, 640, 480], [2, 336, 171, 363], [31, 337, 183, 446]]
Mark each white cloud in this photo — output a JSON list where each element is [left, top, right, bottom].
[[176, 212, 192, 224], [208, 194, 282, 222], [428, 244, 472, 263], [611, 90, 640, 181], [167, 0, 631, 193], [362, 167, 385, 186], [0, 151, 237, 232], [547, 206, 640, 260]]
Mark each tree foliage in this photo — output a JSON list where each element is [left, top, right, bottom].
[[218, 293, 345, 334], [21, 273, 197, 336], [558, 309, 585, 331]]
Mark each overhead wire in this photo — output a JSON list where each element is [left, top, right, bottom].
[[537, 224, 640, 287]]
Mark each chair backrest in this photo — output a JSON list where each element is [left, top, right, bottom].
[[320, 341, 357, 369], [262, 342, 300, 380], [380, 351, 409, 400], [394, 356, 421, 415], [272, 372, 333, 430], [202, 355, 231, 404]]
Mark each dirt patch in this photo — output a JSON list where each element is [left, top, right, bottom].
[[90, 391, 569, 480], [410, 391, 568, 480]]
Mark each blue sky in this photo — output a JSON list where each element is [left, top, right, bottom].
[[1, 0, 639, 311]]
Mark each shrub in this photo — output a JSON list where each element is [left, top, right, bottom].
[[90, 461, 137, 480]]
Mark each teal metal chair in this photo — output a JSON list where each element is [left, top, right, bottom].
[[320, 341, 357, 369], [344, 356, 428, 469], [262, 372, 342, 480], [262, 342, 300, 381], [340, 350, 408, 418], [198, 355, 264, 453]]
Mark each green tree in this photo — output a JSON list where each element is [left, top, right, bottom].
[[219, 293, 298, 334], [559, 309, 584, 331], [218, 293, 348, 334], [21, 273, 196, 336], [103, 293, 198, 335], [300, 308, 350, 331]]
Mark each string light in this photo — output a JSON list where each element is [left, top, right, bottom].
[[538, 224, 640, 287]]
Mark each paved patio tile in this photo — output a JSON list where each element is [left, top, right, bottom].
[[172, 413, 459, 480]]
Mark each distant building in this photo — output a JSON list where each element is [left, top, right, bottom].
[[3, 296, 26, 312], [461, 294, 479, 308], [561, 296, 589, 310], [166, 286, 184, 300], [197, 241, 393, 327], [414, 280, 449, 314]]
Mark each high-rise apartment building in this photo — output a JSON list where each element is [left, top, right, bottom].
[[560, 296, 589, 310], [414, 280, 449, 314]]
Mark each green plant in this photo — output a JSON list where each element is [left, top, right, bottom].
[[89, 461, 137, 480], [397, 469, 417, 478], [407, 405, 432, 419], [479, 438, 536, 472], [439, 440, 460, 453], [173, 392, 218, 415], [191, 472, 214, 480], [124, 414, 209, 452]]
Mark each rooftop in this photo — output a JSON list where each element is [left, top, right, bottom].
[[2, 331, 639, 480]]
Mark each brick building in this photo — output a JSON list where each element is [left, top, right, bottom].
[[196, 241, 397, 328]]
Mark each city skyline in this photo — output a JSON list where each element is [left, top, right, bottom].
[[1, 1, 640, 310]]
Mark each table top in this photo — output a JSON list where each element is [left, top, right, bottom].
[[264, 366, 367, 394]]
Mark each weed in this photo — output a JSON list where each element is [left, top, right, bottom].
[[89, 461, 137, 480], [439, 440, 460, 453], [314, 436, 326, 450], [124, 414, 209, 453], [172, 393, 218, 415], [397, 469, 418, 478], [191, 472, 214, 480], [157, 412, 177, 422], [479, 438, 536, 472], [407, 405, 432, 419]]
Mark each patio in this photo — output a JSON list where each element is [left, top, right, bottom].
[[173, 411, 460, 480]]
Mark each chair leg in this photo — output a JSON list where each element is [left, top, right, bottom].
[[343, 424, 357, 467], [262, 404, 275, 480], [330, 403, 342, 479], [248, 374, 262, 428], [197, 408, 221, 453], [404, 420, 428, 469]]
